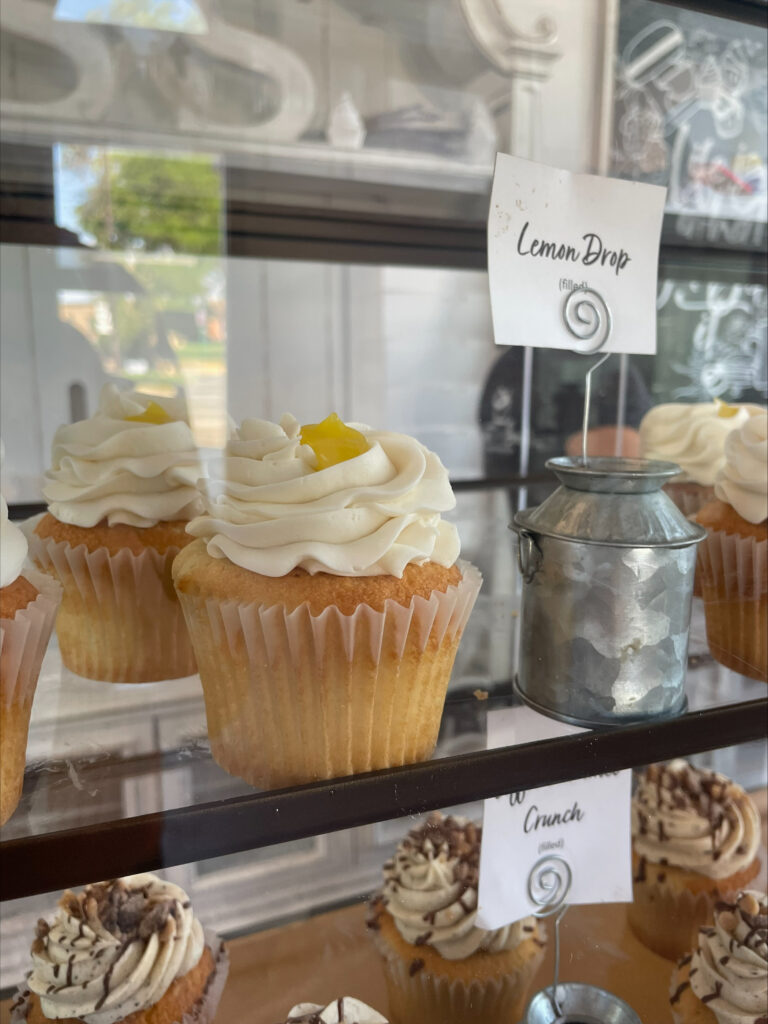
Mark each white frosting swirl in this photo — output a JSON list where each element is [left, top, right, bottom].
[[43, 384, 202, 528], [27, 874, 205, 1024], [689, 890, 767, 1024], [632, 760, 760, 880], [714, 411, 768, 524], [1, 494, 27, 589], [186, 414, 459, 577], [381, 814, 540, 960], [285, 998, 388, 1023], [639, 402, 761, 485]]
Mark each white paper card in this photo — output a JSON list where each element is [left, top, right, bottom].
[[488, 153, 667, 356], [476, 706, 632, 930]]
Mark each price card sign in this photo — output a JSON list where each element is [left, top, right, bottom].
[[488, 153, 667, 356], [476, 706, 632, 930]]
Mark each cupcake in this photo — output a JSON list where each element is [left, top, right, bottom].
[[628, 760, 761, 962], [280, 999, 388, 1022], [9, 873, 228, 1023], [173, 413, 481, 789], [639, 400, 760, 516], [29, 384, 202, 682], [1, 488, 60, 826], [694, 410, 767, 682], [669, 889, 767, 1024], [367, 812, 545, 1024]]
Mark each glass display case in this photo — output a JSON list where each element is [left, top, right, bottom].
[[0, 1, 766, 1022]]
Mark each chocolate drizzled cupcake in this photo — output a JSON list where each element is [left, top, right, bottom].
[[628, 760, 761, 961], [9, 873, 228, 1024], [368, 812, 545, 1024], [669, 889, 767, 1024], [278, 997, 388, 1022]]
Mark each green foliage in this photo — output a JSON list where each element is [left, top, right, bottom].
[[77, 152, 221, 255], [84, 0, 204, 32]]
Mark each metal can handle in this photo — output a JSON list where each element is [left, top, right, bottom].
[[517, 529, 542, 582]]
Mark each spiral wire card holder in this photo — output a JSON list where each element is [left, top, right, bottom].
[[562, 287, 613, 465], [527, 855, 572, 1020], [522, 861, 643, 1023]]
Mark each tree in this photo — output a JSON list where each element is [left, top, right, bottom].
[[83, 0, 204, 33], [77, 152, 221, 255]]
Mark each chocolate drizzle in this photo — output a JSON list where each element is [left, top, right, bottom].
[[32, 877, 188, 1013], [701, 981, 723, 1004], [686, 891, 768, 1020], [669, 981, 689, 1005], [368, 813, 482, 948], [281, 999, 353, 1024], [636, 761, 751, 866]]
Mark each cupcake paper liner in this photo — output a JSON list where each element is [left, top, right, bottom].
[[176, 561, 481, 789], [695, 527, 767, 682], [627, 872, 747, 963], [1, 569, 61, 826], [372, 923, 544, 1024], [663, 481, 716, 518], [28, 532, 196, 683], [9, 930, 229, 1024]]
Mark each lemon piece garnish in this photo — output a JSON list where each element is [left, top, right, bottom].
[[126, 401, 173, 425], [714, 398, 740, 419], [300, 413, 369, 470]]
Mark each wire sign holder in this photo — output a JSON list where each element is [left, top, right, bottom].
[[562, 287, 613, 465], [520, 855, 642, 1024], [527, 855, 572, 1020]]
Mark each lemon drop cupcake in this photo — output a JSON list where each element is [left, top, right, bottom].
[[368, 813, 545, 1024], [280, 999, 388, 1022], [9, 873, 228, 1023], [694, 409, 767, 681], [669, 890, 767, 1024], [1, 481, 60, 825], [639, 400, 761, 516], [173, 413, 481, 789], [628, 760, 761, 961], [29, 384, 202, 682]]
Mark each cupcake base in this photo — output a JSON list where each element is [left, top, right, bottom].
[[1, 570, 61, 826], [30, 516, 196, 683], [0, 692, 35, 827], [10, 935, 229, 1024], [694, 504, 767, 683], [173, 542, 481, 789], [372, 909, 544, 1024], [627, 851, 760, 961]]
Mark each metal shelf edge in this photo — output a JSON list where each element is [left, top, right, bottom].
[[2, 698, 766, 901]]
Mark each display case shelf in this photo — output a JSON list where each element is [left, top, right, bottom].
[[2, 663, 764, 901]]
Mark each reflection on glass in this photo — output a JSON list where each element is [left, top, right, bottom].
[[614, 0, 767, 231], [636, 279, 768, 403], [54, 0, 208, 34]]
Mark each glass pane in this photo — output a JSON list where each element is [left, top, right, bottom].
[[1, 2, 766, 1015], [613, 0, 767, 248]]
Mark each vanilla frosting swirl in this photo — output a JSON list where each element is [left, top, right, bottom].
[[43, 384, 202, 528], [284, 998, 388, 1023], [1, 495, 27, 589], [27, 874, 205, 1024], [377, 813, 541, 960], [632, 760, 760, 880], [714, 410, 768, 524], [639, 402, 761, 485], [186, 414, 460, 577], [688, 890, 767, 1024]]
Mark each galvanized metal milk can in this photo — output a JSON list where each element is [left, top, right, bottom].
[[512, 455, 706, 728]]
